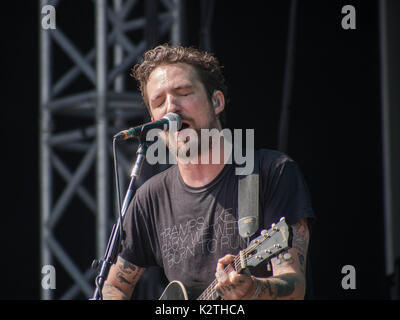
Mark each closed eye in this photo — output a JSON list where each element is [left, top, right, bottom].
[[153, 99, 164, 109], [175, 85, 193, 96], [177, 90, 192, 97]]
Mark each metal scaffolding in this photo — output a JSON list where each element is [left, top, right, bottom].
[[39, 0, 189, 300]]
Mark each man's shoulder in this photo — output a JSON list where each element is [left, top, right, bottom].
[[256, 148, 295, 169]]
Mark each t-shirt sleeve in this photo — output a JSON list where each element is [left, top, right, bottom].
[[261, 151, 315, 228], [118, 195, 159, 268]]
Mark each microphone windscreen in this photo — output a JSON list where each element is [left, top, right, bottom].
[[163, 112, 182, 130]]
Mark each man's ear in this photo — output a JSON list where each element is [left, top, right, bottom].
[[212, 90, 225, 115]]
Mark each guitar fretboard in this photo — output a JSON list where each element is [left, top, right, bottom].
[[196, 254, 243, 300]]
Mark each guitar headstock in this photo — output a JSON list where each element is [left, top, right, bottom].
[[243, 217, 292, 268]]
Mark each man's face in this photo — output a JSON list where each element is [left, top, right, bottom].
[[146, 63, 224, 156]]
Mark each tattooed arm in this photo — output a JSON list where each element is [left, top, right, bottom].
[[102, 256, 145, 300], [215, 218, 310, 300], [254, 218, 310, 300]]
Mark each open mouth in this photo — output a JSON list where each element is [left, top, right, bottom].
[[179, 122, 190, 131]]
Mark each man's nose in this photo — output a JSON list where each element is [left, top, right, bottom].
[[165, 95, 180, 114]]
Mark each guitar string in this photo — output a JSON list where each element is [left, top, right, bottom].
[[197, 255, 256, 299], [197, 256, 238, 300], [198, 239, 268, 300], [198, 240, 261, 300], [198, 253, 255, 300], [197, 230, 284, 300]]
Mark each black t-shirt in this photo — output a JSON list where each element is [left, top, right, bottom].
[[120, 149, 315, 297]]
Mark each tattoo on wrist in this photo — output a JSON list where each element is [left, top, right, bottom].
[[258, 274, 299, 300], [260, 280, 275, 299], [274, 276, 296, 298], [248, 278, 262, 300]]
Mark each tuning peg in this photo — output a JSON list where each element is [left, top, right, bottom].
[[280, 217, 285, 222], [283, 253, 292, 261], [261, 229, 269, 237]]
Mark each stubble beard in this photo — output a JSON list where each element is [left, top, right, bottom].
[[164, 116, 221, 164]]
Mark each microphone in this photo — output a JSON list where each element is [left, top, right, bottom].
[[113, 112, 182, 141]]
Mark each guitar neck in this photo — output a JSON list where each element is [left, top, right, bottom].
[[196, 254, 243, 300]]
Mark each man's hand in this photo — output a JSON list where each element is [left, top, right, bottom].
[[215, 218, 310, 300], [214, 254, 257, 300]]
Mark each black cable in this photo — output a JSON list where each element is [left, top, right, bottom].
[[112, 137, 123, 255]]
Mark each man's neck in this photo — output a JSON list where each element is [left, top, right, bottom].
[[178, 161, 225, 188], [177, 140, 231, 188]]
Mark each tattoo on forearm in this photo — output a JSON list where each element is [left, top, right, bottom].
[[261, 280, 275, 299], [257, 220, 309, 300], [260, 274, 298, 300], [274, 275, 297, 298], [102, 257, 145, 300], [291, 220, 309, 274], [297, 253, 305, 274], [292, 220, 309, 256], [117, 257, 144, 286], [121, 258, 137, 273], [117, 272, 131, 285], [102, 283, 129, 300]]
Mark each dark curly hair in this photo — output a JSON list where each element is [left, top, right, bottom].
[[131, 44, 228, 126]]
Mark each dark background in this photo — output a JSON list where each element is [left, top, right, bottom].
[[0, 0, 390, 299]]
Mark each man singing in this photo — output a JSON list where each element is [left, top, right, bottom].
[[102, 44, 315, 300]]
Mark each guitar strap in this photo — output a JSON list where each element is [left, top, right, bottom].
[[237, 150, 260, 244]]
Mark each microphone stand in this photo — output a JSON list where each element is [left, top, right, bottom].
[[91, 141, 149, 300]]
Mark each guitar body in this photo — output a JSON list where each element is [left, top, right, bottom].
[[159, 280, 189, 300]]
